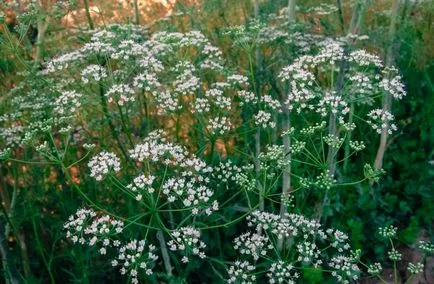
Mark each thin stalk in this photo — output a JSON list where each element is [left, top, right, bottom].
[[326, 113, 337, 177], [343, 103, 354, 174], [343, 1, 367, 174], [252, 0, 264, 212], [374, 0, 400, 170], [389, 238, 398, 284], [322, 50, 347, 221], [255, 128, 264, 211], [336, 0, 345, 33], [278, 108, 291, 251], [35, 0, 50, 65], [287, 0, 296, 21], [31, 214, 55, 284], [0, 219, 19, 284], [83, 0, 95, 30], [98, 82, 129, 161], [3, 165, 31, 278], [327, 46, 347, 178], [156, 230, 173, 276], [0, 170, 19, 284], [17, 230, 30, 278], [348, 0, 365, 35], [279, 0, 296, 251], [133, 0, 140, 25], [117, 104, 134, 147]]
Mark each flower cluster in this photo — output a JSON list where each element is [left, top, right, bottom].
[[207, 116, 232, 135], [64, 208, 124, 255], [259, 145, 290, 169], [212, 160, 242, 185], [349, 140, 366, 151], [247, 210, 325, 241], [126, 174, 156, 201], [379, 74, 406, 99], [233, 231, 273, 260], [388, 248, 402, 261], [367, 109, 397, 134], [127, 131, 217, 214], [279, 41, 405, 135], [128, 130, 187, 165], [267, 261, 299, 284], [407, 262, 424, 274], [105, 84, 135, 106], [317, 94, 350, 123], [88, 152, 121, 181], [418, 240, 434, 254], [255, 110, 276, 129], [367, 262, 382, 275], [244, 210, 357, 282], [167, 227, 206, 263], [112, 240, 159, 284], [53, 90, 83, 116], [81, 64, 107, 84], [227, 261, 256, 284], [328, 255, 360, 283], [378, 225, 397, 238]]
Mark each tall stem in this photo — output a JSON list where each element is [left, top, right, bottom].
[[134, 0, 140, 25], [278, 108, 291, 251], [255, 129, 264, 211], [343, 103, 354, 174], [99, 83, 129, 160], [252, 0, 264, 211], [0, 219, 19, 284], [374, 0, 400, 170], [336, 0, 345, 33], [156, 231, 173, 277], [287, 0, 296, 21], [83, 0, 95, 30], [343, 2, 367, 174], [280, 111, 291, 215], [35, 0, 50, 65], [348, 0, 366, 35], [0, 168, 19, 284], [278, 0, 296, 251], [326, 113, 337, 177]]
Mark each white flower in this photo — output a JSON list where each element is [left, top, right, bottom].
[[81, 64, 107, 84], [126, 174, 156, 200], [328, 255, 360, 283], [167, 227, 206, 263], [207, 116, 232, 135], [113, 240, 158, 283], [267, 261, 299, 284], [233, 231, 273, 260], [367, 109, 397, 134], [408, 262, 424, 274], [255, 111, 275, 128], [53, 90, 83, 116], [227, 261, 256, 283], [64, 208, 124, 254], [379, 75, 406, 99], [105, 84, 135, 106], [88, 152, 121, 181]]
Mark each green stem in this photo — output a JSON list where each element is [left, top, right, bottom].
[[343, 103, 354, 174], [31, 214, 55, 284], [98, 82, 130, 161], [83, 0, 95, 30], [133, 0, 140, 25]]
